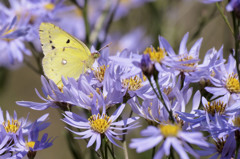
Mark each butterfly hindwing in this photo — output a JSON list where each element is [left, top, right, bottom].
[[42, 47, 88, 86]]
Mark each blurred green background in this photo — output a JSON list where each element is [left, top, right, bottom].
[[0, 0, 233, 158]]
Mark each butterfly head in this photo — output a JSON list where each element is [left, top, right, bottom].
[[91, 52, 100, 59]]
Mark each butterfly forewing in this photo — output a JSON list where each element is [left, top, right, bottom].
[[39, 23, 93, 86]]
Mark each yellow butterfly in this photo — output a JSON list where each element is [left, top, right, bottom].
[[39, 22, 100, 87]]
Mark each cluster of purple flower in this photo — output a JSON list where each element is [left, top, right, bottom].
[[0, 108, 53, 158], [17, 29, 240, 158], [1, 0, 240, 158]]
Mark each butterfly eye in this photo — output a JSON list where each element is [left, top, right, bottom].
[[92, 52, 100, 59]]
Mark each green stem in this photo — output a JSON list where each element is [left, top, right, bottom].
[[152, 146, 156, 158], [89, 0, 111, 44], [23, 59, 41, 75], [104, 138, 108, 159], [216, 2, 234, 35], [149, 76, 174, 123], [100, 138, 105, 159], [123, 140, 129, 159], [65, 130, 82, 159], [235, 131, 240, 159], [83, 0, 90, 46], [96, 0, 120, 49], [180, 72, 185, 90], [235, 144, 239, 159], [190, 6, 217, 42], [231, 9, 240, 83], [83, 139, 102, 159], [107, 143, 116, 159]]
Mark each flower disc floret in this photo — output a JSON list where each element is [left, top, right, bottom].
[[122, 75, 143, 91], [233, 116, 240, 127], [93, 65, 108, 82], [44, 3, 55, 11], [144, 47, 166, 63], [226, 73, 240, 93], [26, 141, 35, 149], [204, 101, 226, 116], [159, 124, 181, 137], [88, 114, 112, 134], [178, 55, 197, 72], [2, 119, 20, 133]]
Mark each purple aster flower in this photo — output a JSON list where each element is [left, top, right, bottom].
[[12, 125, 54, 159], [185, 46, 225, 83], [17, 75, 69, 111], [108, 49, 154, 100], [159, 32, 202, 77], [205, 55, 240, 101], [177, 95, 240, 132], [197, 134, 236, 159], [0, 107, 49, 137], [62, 103, 139, 151], [130, 124, 209, 159], [0, 16, 31, 68]]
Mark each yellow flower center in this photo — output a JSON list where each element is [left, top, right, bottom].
[[163, 87, 172, 95], [93, 65, 107, 82], [178, 55, 197, 72], [44, 3, 55, 11], [26, 141, 35, 149], [88, 114, 111, 134], [2, 119, 20, 133], [142, 73, 147, 82], [144, 47, 166, 63], [204, 101, 226, 116], [226, 73, 240, 93], [2, 28, 16, 42], [159, 124, 180, 137], [122, 75, 143, 91], [233, 116, 240, 127]]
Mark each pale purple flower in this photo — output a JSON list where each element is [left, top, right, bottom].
[[0, 107, 49, 136], [0, 16, 31, 68], [197, 133, 236, 159], [62, 103, 139, 151], [159, 32, 202, 77], [12, 126, 54, 159], [177, 95, 240, 132], [17, 76, 67, 110], [205, 55, 240, 101], [130, 125, 209, 159]]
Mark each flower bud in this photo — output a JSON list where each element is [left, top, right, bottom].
[[140, 54, 154, 78]]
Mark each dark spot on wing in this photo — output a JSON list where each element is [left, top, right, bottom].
[[51, 68, 54, 71], [63, 47, 65, 51], [41, 44, 43, 46], [49, 40, 52, 43], [66, 39, 70, 44], [39, 29, 43, 32], [51, 46, 55, 50]]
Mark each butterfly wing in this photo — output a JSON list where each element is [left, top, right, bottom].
[[39, 23, 92, 86]]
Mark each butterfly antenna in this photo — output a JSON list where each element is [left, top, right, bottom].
[[98, 42, 112, 52]]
